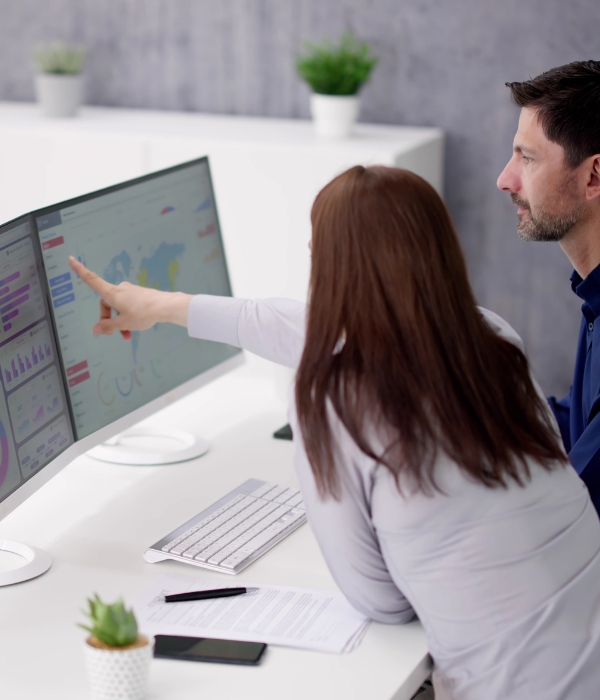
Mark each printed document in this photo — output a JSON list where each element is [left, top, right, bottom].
[[133, 574, 370, 653]]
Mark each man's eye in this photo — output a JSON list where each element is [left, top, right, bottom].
[[523, 155, 533, 164]]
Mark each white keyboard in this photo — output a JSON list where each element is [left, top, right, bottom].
[[144, 479, 306, 575]]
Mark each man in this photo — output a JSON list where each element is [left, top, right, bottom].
[[497, 60, 600, 514]]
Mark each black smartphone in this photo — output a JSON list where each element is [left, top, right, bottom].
[[154, 634, 267, 666]]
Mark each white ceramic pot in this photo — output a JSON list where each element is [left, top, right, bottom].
[[35, 73, 83, 118], [309, 93, 360, 139], [83, 636, 152, 700]]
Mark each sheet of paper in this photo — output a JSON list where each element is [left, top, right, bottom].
[[133, 574, 370, 653]]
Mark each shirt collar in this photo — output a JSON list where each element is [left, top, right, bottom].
[[572, 264, 600, 318]]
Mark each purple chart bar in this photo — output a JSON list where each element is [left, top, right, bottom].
[[0, 293, 29, 317], [0, 284, 30, 307], [0, 271, 20, 288], [3, 324, 11, 332], [2, 309, 19, 324]]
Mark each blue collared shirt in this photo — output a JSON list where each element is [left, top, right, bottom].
[[548, 265, 600, 514]]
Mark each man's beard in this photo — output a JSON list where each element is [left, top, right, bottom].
[[511, 186, 585, 242]]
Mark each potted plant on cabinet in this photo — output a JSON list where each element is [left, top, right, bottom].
[[80, 594, 152, 700], [34, 42, 86, 118], [296, 32, 378, 139]]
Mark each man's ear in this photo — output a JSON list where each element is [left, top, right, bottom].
[[586, 155, 600, 201]]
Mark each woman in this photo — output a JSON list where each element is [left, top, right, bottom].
[[70, 166, 600, 700]]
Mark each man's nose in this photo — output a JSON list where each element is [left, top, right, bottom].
[[497, 159, 518, 193]]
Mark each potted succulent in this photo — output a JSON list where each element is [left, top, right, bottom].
[[34, 42, 86, 117], [79, 594, 152, 700], [296, 32, 378, 139]]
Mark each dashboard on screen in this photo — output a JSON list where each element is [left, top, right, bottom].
[[0, 217, 75, 504]]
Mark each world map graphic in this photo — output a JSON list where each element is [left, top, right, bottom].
[[103, 242, 186, 363]]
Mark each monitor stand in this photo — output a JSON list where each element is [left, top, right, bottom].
[[0, 540, 52, 587], [86, 426, 210, 465]]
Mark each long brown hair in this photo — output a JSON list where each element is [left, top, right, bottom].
[[295, 166, 566, 498]]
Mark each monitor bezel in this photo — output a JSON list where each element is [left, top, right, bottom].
[[0, 157, 245, 522]]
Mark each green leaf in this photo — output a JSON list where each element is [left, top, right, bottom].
[[35, 42, 86, 75], [296, 32, 378, 95], [77, 594, 138, 647]]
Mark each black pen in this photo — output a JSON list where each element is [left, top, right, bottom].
[[164, 587, 259, 603]]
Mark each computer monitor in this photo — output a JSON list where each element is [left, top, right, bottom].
[[0, 158, 244, 585]]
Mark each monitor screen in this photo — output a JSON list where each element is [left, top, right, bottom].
[[0, 217, 75, 504], [0, 157, 242, 515], [35, 158, 240, 439]]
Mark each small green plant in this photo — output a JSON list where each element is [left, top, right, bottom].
[[35, 42, 86, 75], [296, 32, 378, 96], [79, 594, 138, 647]]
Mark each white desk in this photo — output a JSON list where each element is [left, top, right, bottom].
[[0, 102, 443, 302], [0, 364, 431, 700]]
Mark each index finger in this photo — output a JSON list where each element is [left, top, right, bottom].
[[68, 256, 114, 297]]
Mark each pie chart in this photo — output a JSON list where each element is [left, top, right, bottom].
[[0, 419, 9, 487]]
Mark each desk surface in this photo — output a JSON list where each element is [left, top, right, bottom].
[[0, 364, 430, 700]]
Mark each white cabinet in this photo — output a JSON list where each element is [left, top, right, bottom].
[[0, 103, 443, 302]]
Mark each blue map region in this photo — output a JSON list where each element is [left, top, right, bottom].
[[103, 251, 132, 285], [102, 242, 185, 365], [139, 242, 186, 292], [196, 196, 212, 212]]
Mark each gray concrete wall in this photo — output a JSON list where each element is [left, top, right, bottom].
[[1, 0, 598, 396]]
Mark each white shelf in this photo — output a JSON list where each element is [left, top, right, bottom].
[[0, 101, 443, 303]]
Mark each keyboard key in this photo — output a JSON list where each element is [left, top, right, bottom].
[[260, 485, 290, 502], [273, 488, 299, 504], [284, 493, 304, 508], [250, 482, 278, 499]]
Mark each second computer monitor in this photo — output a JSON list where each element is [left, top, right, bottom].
[[34, 157, 241, 440]]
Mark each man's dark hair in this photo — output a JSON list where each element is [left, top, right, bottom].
[[506, 60, 600, 168]]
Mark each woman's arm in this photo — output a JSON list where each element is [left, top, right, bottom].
[[69, 258, 306, 368], [68, 257, 191, 337]]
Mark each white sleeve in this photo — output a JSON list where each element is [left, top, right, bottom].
[[187, 295, 306, 369], [291, 410, 416, 624]]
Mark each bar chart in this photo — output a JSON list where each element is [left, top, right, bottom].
[[0, 321, 54, 389], [0, 236, 44, 339]]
